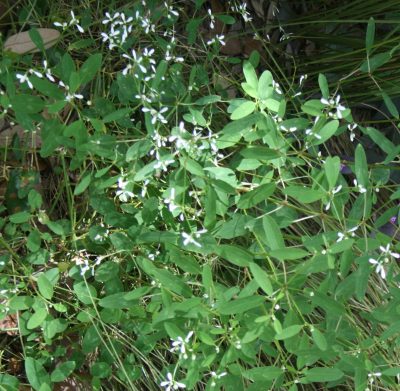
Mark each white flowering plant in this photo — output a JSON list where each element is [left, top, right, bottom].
[[1, 2, 400, 391]]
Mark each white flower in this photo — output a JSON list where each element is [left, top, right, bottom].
[[299, 74, 308, 87], [231, 2, 252, 22], [165, 2, 179, 18], [379, 243, 400, 259], [347, 123, 357, 142], [170, 331, 194, 358], [207, 34, 226, 46], [325, 184, 342, 211], [65, 93, 84, 102], [353, 179, 367, 193], [160, 373, 186, 391], [69, 10, 84, 33], [280, 125, 297, 132], [337, 226, 358, 242], [210, 371, 227, 387], [369, 258, 386, 279], [43, 60, 55, 82], [164, 188, 179, 212], [305, 128, 321, 140], [208, 8, 215, 29], [321, 94, 347, 119], [54, 11, 84, 33], [181, 229, 207, 248], [142, 106, 168, 125], [16, 72, 33, 89], [116, 177, 134, 202]]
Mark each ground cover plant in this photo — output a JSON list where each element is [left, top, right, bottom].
[[1, 0, 400, 390]]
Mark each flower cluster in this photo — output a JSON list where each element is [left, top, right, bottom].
[[16, 60, 55, 90], [230, 1, 253, 22]]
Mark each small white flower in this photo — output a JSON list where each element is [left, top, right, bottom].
[[142, 106, 168, 125], [165, 2, 179, 18], [116, 177, 134, 202], [379, 243, 400, 259], [69, 10, 84, 33], [353, 179, 367, 193], [181, 230, 206, 248], [65, 92, 84, 102], [160, 373, 186, 391], [164, 188, 179, 212], [299, 74, 308, 86], [305, 128, 322, 140], [337, 226, 358, 242], [207, 34, 226, 46], [369, 258, 386, 279], [208, 9, 215, 29], [154, 159, 174, 172], [16, 72, 33, 89], [170, 331, 194, 358]]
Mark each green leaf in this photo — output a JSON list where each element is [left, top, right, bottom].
[[366, 17, 375, 55], [237, 183, 276, 209], [25, 357, 50, 390], [103, 108, 131, 123], [355, 143, 368, 187], [73, 174, 91, 196], [240, 146, 280, 160], [9, 295, 33, 310], [98, 293, 135, 309], [27, 308, 48, 329], [283, 186, 325, 203], [230, 100, 256, 120], [73, 281, 97, 305], [37, 274, 53, 300], [275, 325, 303, 340], [311, 328, 328, 351], [30, 76, 64, 100], [218, 295, 264, 315], [360, 51, 391, 72], [243, 367, 283, 382], [9, 211, 30, 223], [262, 215, 285, 250], [126, 139, 152, 161], [269, 248, 309, 261], [243, 61, 258, 90], [194, 94, 221, 105], [28, 28, 45, 52], [124, 286, 151, 300], [249, 262, 273, 296], [28, 189, 43, 210], [216, 245, 252, 267], [79, 53, 102, 85], [382, 91, 399, 119], [324, 156, 341, 189], [360, 126, 397, 159], [303, 367, 344, 382], [50, 361, 76, 382], [319, 119, 339, 143], [151, 60, 168, 89], [11, 95, 44, 114], [264, 98, 280, 112], [258, 70, 273, 100], [318, 74, 329, 98]]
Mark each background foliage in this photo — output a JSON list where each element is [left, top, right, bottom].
[[0, 1, 400, 390]]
